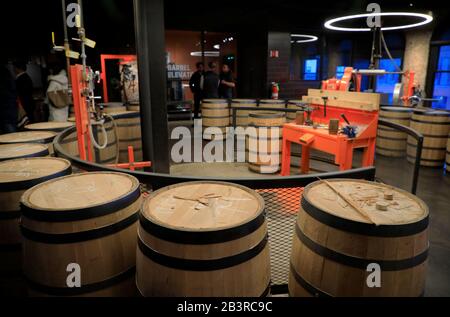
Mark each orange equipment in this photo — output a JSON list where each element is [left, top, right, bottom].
[[100, 54, 137, 103], [322, 67, 417, 106], [280, 90, 379, 175], [70, 64, 151, 170]]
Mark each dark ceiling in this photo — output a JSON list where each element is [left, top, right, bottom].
[[2, 0, 448, 59]]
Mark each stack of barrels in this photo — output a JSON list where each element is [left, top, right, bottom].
[[407, 109, 450, 167], [289, 179, 429, 297], [230, 99, 258, 161], [247, 112, 286, 174], [376, 106, 413, 157], [201, 99, 230, 140]]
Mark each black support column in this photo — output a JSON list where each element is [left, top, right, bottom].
[[133, 0, 170, 173]]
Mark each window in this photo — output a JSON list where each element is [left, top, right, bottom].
[[376, 58, 402, 103], [303, 58, 319, 80], [432, 45, 450, 110], [336, 66, 345, 79]]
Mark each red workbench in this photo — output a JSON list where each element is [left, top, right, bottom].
[[280, 104, 378, 175]]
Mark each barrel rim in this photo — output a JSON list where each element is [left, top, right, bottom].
[[109, 111, 141, 119], [231, 99, 258, 104], [259, 99, 286, 104], [0, 143, 49, 161], [20, 172, 141, 222], [0, 131, 57, 144], [140, 180, 265, 237], [98, 102, 125, 107], [25, 122, 75, 131], [249, 112, 286, 119], [0, 157, 72, 191], [301, 179, 429, 237], [380, 106, 414, 112], [202, 99, 229, 104]]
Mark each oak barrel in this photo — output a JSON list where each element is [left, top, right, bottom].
[[20, 172, 141, 297], [289, 179, 429, 297], [247, 112, 285, 174], [230, 99, 258, 127], [0, 143, 49, 162], [136, 181, 270, 297], [407, 110, 450, 167], [0, 131, 57, 156], [287, 100, 304, 121], [376, 106, 413, 157], [25, 122, 74, 133], [202, 99, 230, 140], [0, 157, 72, 296], [110, 111, 142, 163]]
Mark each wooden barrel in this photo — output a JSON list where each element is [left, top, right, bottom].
[[69, 105, 75, 117], [376, 106, 413, 157], [0, 157, 72, 296], [447, 135, 450, 173], [99, 102, 127, 114], [230, 99, 258, 127], [202, 99, 230, 140], [20, 172, 141, 297], [247, 112, 285, 174], [0, 143, 49, 162], [289, 179, 429, 297], [127, 103, 140, 112], [407, 110, 450, 167], [136, 181, 270, 297], [0, 131, 57, 156], [259, 99, 286, 110], [25, 122, 74, 133], [110, 111, 142, 163], [287, 100, 304, 121]]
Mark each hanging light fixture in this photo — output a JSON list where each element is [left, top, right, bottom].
[[291, 34, 319, 43]]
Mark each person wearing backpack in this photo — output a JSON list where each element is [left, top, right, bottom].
[[46, 63, 70, 122]]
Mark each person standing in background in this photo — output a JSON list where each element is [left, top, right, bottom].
[[13, 60, 35, 123], [219, 63, 235, 99], [45, 62, 69, 122], [201, 62, 220, 99], [0, 62, 17, 134], [189, 62, 204, 119]]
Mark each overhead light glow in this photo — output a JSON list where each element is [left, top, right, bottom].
[[324, 12, 433, 32], [291, 34, 319, 43], [213, 44, 220, 50], [190, 51, 220, 57]]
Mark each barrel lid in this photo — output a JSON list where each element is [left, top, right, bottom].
[[202, 99, 228, 104], [380, 106, 413, 112], [421, 110, 450, 117], [0, 131, 57, 144], [231, 99, 257, 104], [25, 122, 74, 131], [249, 111, 286, 119], [0, 157, 70, 186], [21, 172, 140, 212], [303, 179, 428, 226], [287, 100, 304, 104], [142, 181, 265, 232], [0, 143, 49, 160], [259, 99, 286, 104]]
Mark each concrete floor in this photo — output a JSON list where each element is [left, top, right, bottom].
[[169, 120, 450, 296]]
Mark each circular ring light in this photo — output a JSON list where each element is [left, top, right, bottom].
[[324, 12, 433, 32], [291, 34, 319, 43]]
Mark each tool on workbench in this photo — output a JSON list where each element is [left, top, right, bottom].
[[328, 119, 340, 135], [321, 96, 329, 117], [340, 114, 357, 138]]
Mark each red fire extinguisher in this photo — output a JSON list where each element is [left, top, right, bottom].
[[271, 82, 279, 100]]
